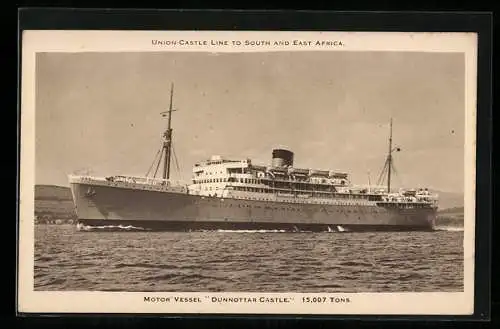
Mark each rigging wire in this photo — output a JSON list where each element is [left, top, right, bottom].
[[153, 147, 164, 179], [390, 160, 404, 189], [376, 157, 402, 191], [376, 159, 389, 187], [172, 144, 182, 181], [146, 144, 164, 177]]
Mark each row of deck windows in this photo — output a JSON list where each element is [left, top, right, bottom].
[[202, 202, 371, 214], [199, 186, 370, 201], [194, 178, 260, 184], [195, 177, 340, 185], [232, 186, 368, 200]]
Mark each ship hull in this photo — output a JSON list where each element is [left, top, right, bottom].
[[70, 182, 436, 232], [76, 219, 434, 232]]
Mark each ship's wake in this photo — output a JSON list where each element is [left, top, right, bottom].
[[76, 223, 149, 232], [199, 226, 350, 233], [327, 226, 350, 233], [213, 229, 287, 233], [75, 223, 355, 233]]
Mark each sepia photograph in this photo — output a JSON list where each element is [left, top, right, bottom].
[[18, 30, 478, 315]]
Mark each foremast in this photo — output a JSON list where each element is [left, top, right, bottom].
[[146, 82, 178, 181], [387, 118, 393, 193], [162, 83, 175, 180]]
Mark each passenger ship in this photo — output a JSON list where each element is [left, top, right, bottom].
[[68, 84, 439, 232]]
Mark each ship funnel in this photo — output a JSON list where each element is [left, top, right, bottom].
[[272, 149, 294, 168]]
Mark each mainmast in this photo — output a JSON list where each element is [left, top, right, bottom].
[[162, 83, 175, 180], [376, 118, 400, 193]]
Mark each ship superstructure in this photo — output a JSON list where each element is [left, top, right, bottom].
[[68, 84, 439, 232], [188, 150, 436, 206]]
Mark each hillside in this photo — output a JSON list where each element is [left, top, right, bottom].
[[429, 190, 464, 210], [34, 185, 76, 224], [436, 206, 464, 226], [438, 206, 464, 214], [35, 185, 73, 201]]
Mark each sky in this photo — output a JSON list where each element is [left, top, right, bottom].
[[35, 51, 465, 193]]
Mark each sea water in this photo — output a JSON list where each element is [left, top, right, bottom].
[[34, 225, 464, 292]]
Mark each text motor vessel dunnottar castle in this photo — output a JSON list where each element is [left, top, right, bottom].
[[68, 84, 439, 232]]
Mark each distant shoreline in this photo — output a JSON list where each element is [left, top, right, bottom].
[[35, 185, 76, 224]]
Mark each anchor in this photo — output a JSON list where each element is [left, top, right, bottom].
[[84, 187, 96, 197]]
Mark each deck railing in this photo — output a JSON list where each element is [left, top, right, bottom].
[[68, 174, 188, 187]]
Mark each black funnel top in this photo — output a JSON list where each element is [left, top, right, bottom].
[[272, 149, 294, 168]]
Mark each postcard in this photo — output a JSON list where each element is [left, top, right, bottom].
[[18, 29, 478, 315]]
